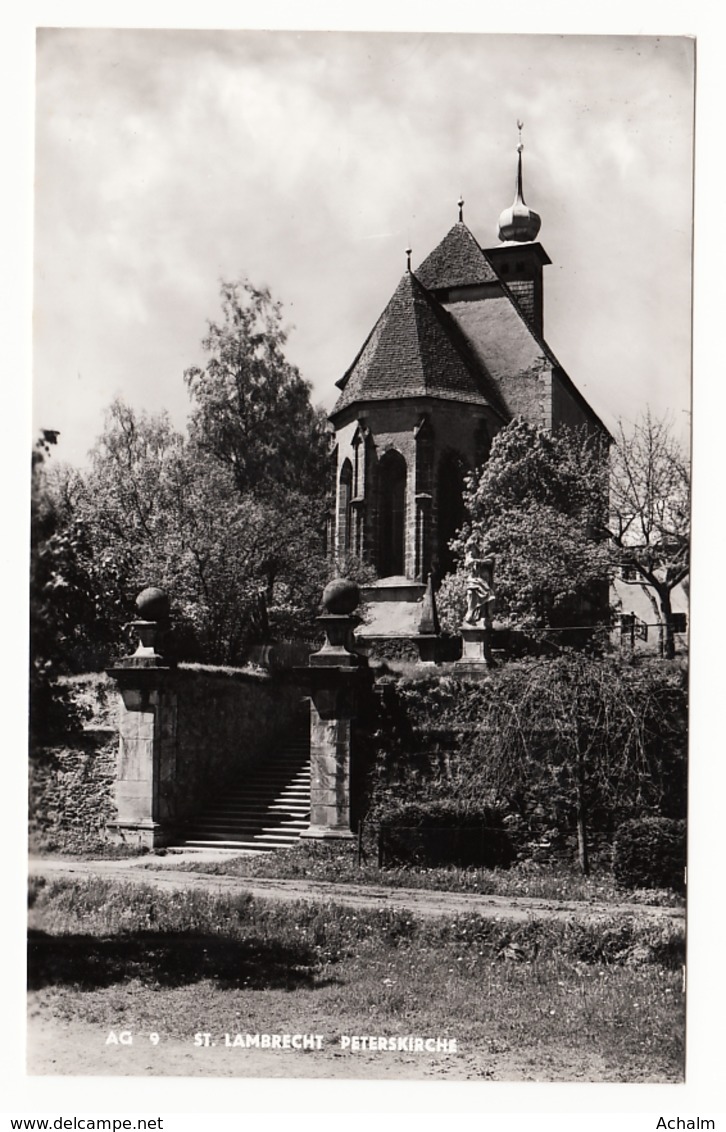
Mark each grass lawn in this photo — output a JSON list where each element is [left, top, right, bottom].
[[28, 876, 685, 1082], [162, 840, 683, 907]]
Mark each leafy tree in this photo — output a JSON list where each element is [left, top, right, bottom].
[[184, 279, 330, 499], [467, 654, 687, 874], [73, 400, 329, 664], [155, 453, 329, 658], [608, 412, 690, 659], [442, 419, 610, 631], [359, 656, 686, 875], [31, 275, 339, 681], [30, 431, 95, 738]]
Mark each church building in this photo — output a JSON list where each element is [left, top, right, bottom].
[[329, 127, 609, 600]]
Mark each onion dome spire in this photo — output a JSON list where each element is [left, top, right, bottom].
[[497, 120, 541, 243]]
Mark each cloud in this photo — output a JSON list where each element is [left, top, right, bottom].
[[33, 30, 694, 464]]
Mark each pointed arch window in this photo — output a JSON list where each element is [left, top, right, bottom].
[[377, 450, 407, 577], [436, 450, 468, 580], [338, 459, 353, 556]]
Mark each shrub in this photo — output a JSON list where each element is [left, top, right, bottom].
[[371, 798, 514, 869], [612, 818, 686, 893]]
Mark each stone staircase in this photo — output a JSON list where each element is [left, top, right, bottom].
[[177, 724, 311, 853]]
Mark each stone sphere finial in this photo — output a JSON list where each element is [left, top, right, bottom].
[[321, 578, 360, 615], [135, 586, 170, 623]]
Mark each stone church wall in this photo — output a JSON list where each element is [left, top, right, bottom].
[[334, 399, 498, 579]]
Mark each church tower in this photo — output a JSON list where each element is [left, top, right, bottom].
[[329, 125, 608, 616], [484, 121, 551, 338]]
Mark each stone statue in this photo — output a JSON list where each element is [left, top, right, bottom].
[[463, 557, 496, 627]]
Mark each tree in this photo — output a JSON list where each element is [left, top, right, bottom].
[[467, 654, 688, 874], [608, 412, 690, 659], [30, 431, 95, 738], [72, 399, 330, 665], [440, 419, 610, 632], [184, 279, 330, 500]]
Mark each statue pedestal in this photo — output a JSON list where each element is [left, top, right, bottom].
[[455, 625, 494, 674]]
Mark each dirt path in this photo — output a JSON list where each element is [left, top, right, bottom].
[[28, 856, 685, 924]]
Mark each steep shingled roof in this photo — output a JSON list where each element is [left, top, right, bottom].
[[332, 270, 505, 418], [416, 222, 500, 290], [418, 223, 608, 435]]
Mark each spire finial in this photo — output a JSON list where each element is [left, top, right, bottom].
[[405, 245, 412, 272], [496, 120, 542, 243], [458, 195, 464, 223]]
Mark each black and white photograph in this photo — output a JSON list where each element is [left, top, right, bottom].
[[14, 9, 718, 1117]]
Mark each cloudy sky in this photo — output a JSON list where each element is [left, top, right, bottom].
[[33, 29, 694, 466]]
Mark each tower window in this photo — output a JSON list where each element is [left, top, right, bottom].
[[338, 459, 353, 556], [377, 450, 407, 577]]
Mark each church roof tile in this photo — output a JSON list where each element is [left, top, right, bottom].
[[332, 270, 505, 417], [416, 222, 500, 289]]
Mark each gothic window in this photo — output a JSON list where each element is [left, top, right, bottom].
[[377, 450, 407, 577], [436, 450, 468, 580], [338, 459, 353, 556], [475, 420, 492, 467]]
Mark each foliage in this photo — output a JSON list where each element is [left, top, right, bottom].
[[31, 276, 338, 680], [445, 418, 610, 629], [372, 798, 514, 868], [612, 818, 686, 893], [608, 412, 690, 658], [30, 874, 684, 971], [361, 658, 687, 875], [435, 570, 469, 635], [30, 431, 96, 739], [47, 400, 330, 667], [467, 655, 687, 874], [184, 279, 330, 499]]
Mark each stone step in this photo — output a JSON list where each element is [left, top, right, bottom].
[[174, 719, 312, 852], [224, 782, 310, 793], [181, 831, 304, 847], [226, 772, 310, 783], [209, 794, 309, 807], [190, 819, 309, 833], [178, 840, 274, 853], [237, 787, 310, 794], [199, 805, 310, 815]]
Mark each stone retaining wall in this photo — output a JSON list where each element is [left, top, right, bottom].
[[31, 666, 306, 851], [29, 732, 117, 854]]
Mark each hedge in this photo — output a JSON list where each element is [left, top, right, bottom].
[[368, 799, 514, 869], [612, 817, 687, 893]]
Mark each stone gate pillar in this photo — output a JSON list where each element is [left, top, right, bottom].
[[106, 587, 177, 849], [301, 579, 370, 841]]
